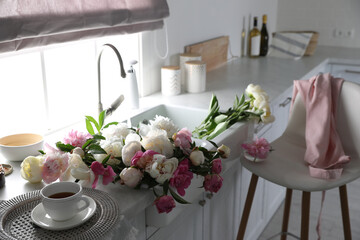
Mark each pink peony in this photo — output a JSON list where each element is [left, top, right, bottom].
[[90, 161, 105, 188], [211, 158, 222, 174], [170, 159, 193, 196], [154, 195, 176, 214], [173, 128, 192, 154], [203, 174, 223, 193], [102, 166, 116, 185], [131, 150, 158, 169], [241, 137, 271, 159], [63, 130, 92, 148], [42, 153, 69, 184]]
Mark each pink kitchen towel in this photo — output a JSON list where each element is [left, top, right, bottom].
[[291, 73, 350, 179]]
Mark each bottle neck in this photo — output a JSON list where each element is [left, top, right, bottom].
[[254, 18, 258, 27]]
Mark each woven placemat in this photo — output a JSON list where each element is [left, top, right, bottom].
[[0, 188, 120, 240]]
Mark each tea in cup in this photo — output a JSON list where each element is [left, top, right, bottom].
[[40, 182, 90, 221]]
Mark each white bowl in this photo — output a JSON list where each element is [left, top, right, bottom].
[[0, 133, 44, 161]]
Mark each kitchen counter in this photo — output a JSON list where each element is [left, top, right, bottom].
[[1, 45, 360, 221]]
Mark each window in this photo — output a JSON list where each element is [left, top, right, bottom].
[[0, 34, 139, 138]]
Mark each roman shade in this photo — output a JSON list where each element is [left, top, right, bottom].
[[0, 0, 169, 53]]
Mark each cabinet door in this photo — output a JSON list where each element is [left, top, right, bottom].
[[147, 202, 204, 240], [203, 160, 242, 240]]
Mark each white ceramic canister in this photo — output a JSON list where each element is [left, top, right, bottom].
[[180, 53, 201, 90], [185, 60, 206, 93], [161, 66, 181, 96]]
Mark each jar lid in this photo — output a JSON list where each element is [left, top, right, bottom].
[[161, 65, 180, 70]]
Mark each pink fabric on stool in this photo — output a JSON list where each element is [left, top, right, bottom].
[[292, 73, 350, 179]]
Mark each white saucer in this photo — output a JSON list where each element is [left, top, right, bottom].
[[31, 195, 96, 231]]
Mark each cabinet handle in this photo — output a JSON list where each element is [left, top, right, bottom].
[[279, 97, 292, 107], [199, 200, 206, 206], [345, 70, 360, 74], [206, 193, 213, 199]]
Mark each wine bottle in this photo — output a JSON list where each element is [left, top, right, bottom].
[[260, 14, 269, 56], [248, 17, 260, 58], [241, 17, 246, 57]]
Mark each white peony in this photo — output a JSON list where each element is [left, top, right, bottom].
[[122, 141, 142, 166], [102, 123, 130, 140], [190, 150, 205, 166], [149, 115, 178, 138], [217, 144, 231, 158], [125, 133, 141, 145], [120, 167, 143, 188], [20, 155, 45, 183], [261, 105, 275, 124], [141, 129, 174, 158], [147, 154, 178, 184]]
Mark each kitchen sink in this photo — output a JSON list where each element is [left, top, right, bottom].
[[129, 104, 253, 227]]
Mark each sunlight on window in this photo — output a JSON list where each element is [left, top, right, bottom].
[[0, 53, 47, 137], [0, 34, 140, 138]]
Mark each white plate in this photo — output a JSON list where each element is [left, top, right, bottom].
[[31, 195, 96, 231]]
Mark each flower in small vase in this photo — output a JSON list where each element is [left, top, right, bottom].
[[120, 167, 143, 188], [63, 130, 92, 148], [170, 159, 193, 196], [154, 195, 176, 214], [142, 129, 174, 158], [173, 128, 192, 154], [42, 152, 69, 184], [20, 156, 45, 183], [241, 137, 272, 161], [189, 149, 205, 166], [203, 174, 223, 193], [211, 158, 222, 174], [150, 115, 178, 138], [147, 154, 178, 184]]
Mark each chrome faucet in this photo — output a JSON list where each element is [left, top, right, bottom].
[[97, 43, 126, 116]]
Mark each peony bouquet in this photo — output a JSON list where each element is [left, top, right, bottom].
[[21, 113, 230, 214], [193, 84, 275, 140]]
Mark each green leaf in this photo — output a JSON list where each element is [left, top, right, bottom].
[[163, 180, 169, 195], [206, 121, 229, 140], [208, 140, 219, 149], [98, 110, 106, 129], [169, 187, 191, 204], [88, 144, 107, 154], [92, 134, 105, 140], [82, 138, 95, 150], [56, 142, 75, 152], [103, 122, 119, 129], [38, 150, 45, 155], [101, 155, 111, 165], [85, 119, 95, 135], [85, 116, 100, 132]]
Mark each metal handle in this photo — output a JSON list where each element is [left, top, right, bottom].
[[279, 97, 292, 107], [199, 200, 206, 206], [345, 69, 360, 74]]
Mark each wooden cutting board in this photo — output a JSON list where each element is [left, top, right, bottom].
[[184, 36, 229, 72]]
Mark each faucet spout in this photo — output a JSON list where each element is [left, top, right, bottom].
[[97, 43, 126, 115]]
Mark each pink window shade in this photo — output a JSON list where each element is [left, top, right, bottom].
[[0, 0, 169, 53]]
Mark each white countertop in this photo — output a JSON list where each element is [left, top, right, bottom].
[[1, 45, 360, 220]]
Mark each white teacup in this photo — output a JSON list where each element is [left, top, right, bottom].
[[40, 182, 90, 221]]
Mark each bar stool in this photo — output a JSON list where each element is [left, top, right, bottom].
[[237, 81, 360, 240]]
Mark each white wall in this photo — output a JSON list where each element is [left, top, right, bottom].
[[277, 0, 360, 48], [140, 0, 278, 96]]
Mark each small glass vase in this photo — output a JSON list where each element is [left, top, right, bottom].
[[244, 152, 266, 163]]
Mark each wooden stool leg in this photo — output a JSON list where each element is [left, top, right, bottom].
[[281, 188, 293, 240], [237, 174, 259, 240], [339, 185, 352, 240], [301, 191, 311, 240]]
